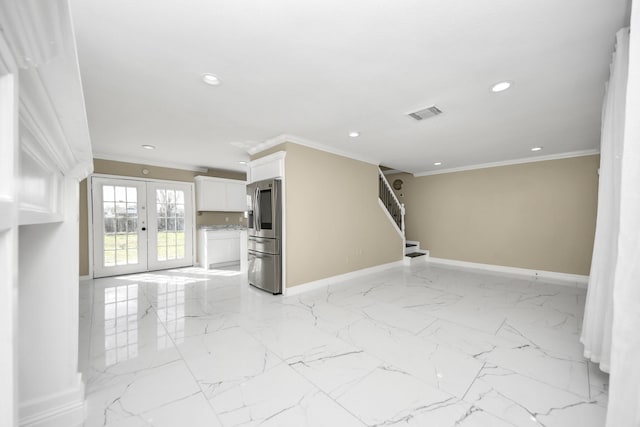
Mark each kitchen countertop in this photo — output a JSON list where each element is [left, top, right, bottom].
[[198, 225, 247, 231]]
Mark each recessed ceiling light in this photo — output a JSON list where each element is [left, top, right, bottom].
[[349, 131, 360, 138], [238, 161, 247, 165], [491, 81, 512, 93], [141, 144, 156, 150], [202, 73, 221, 86], [531, 146, 543, 152], [433, 162, 442, 166]]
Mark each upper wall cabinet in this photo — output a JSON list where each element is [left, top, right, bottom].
[[195, 176, 247, 212], [247, 151, 286, 183]]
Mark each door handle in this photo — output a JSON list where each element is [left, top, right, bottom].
[[253, 187, 262, 231], [250, 251, 269, 258], [141, 227, 146, 231]]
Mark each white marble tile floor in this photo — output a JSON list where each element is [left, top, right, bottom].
[[79, 263, 607, 426]]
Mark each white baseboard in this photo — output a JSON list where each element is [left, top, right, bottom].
[[20, 375, 85, 427], [426, 257, 588, 289], [286, 260, 405, 296]]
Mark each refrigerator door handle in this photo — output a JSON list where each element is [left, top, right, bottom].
[[253, 187, 261, 231]]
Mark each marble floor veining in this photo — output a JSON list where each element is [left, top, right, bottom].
[[78, 263, 608, 427]]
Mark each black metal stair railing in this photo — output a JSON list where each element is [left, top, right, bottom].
[[378, 169, 405, 235]]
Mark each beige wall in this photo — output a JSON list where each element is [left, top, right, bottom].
[[389, 155, 599, 275], [254, 143, 403, 288], [79, 159, 246, 276]]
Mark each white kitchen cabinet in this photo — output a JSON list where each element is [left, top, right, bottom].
[[247, 151, 286, 183], [226, 181, 248, 211], [198, 229, 242, 268], [194, 176, 246, 211]]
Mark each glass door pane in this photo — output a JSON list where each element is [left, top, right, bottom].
[[92, 178, 147, 278], [147, 182, 193, 271]]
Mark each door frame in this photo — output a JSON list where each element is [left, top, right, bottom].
[[88, 174, 196, 278]]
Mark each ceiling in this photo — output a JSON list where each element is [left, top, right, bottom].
[[71, 0, 630, 175]]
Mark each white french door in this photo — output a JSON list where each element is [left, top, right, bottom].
[[146, 181, 193, 271], [92, 177, 194, 278]]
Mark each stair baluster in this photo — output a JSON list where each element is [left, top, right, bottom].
[[378, 168, 405, 237]]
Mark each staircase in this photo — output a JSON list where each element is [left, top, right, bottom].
[[404, 240, 429, 265], [378, 169, 429, 265]]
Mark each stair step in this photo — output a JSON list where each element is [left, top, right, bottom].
[[405, 252, 426, 258], [405, 243, 417, 248]]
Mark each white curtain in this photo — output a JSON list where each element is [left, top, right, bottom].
[[580, 27, 629, 373], [581, 2, 640, 424], [607, 2, 640, 425]]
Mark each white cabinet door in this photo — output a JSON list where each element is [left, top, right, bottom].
[[195, 176, 246, 212], [201, 230, 241, 267], [207, 236, 237, 264], [206, 238, 227, 265], [226, 181, 247, 211], [229, 236, 241, 261], [196, 178, 226, 211]]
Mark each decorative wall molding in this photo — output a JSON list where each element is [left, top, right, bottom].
[[426, 257, 589, 289], [18, 124, 64, 224], [285, 261, 405, 296], [414, 149, 600, 177], [0, 0, 93, 181]]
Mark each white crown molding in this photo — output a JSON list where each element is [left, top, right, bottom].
[[249, 134, 381, 166], [414, 149, 600, 177], [427, 257, 588, 288], [92, 152, 209, 173]]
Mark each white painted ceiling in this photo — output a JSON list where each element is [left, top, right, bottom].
[[71, 0, 630, 174]]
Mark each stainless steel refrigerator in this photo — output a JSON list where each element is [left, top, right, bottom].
[[247, 178, 282, 294]]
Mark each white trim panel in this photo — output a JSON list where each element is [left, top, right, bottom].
[[285, 261, 405, 296], [247, 151, 286, 183], [426, 257, 588, 289], [414, 149, 600, 177]]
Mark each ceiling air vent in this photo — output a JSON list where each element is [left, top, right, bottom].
[[407, 105, 443, 121]]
